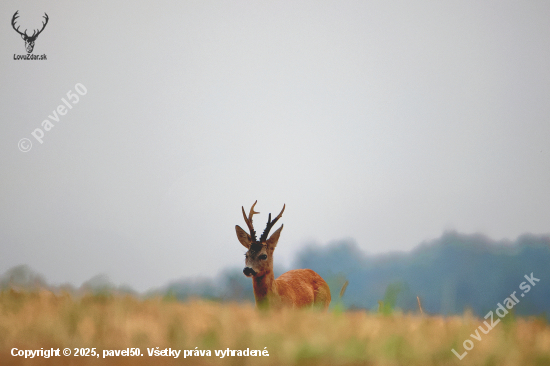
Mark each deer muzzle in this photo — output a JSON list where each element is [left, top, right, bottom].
[[243, 267, 256, 277]]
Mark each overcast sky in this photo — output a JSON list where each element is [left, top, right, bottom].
[[1, 1, 549, 291]]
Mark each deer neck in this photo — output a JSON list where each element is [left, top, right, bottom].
[[252, 269, 277, 309]]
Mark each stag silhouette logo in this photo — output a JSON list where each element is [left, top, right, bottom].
[[12, 11, 49, 54]]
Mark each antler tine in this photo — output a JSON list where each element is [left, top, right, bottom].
[[241, 200, 259, 242], [34, 13, 49, 37], [259, 204, 285, 242], [11, 11, 25, 36], [272, 204, 285, 223]]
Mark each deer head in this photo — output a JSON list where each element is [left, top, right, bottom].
[[12, 11, 49, 54], [235, 201, 285, 278]]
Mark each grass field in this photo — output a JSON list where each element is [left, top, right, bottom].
[[1, 289, 549, 365]]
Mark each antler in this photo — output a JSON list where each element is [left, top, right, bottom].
[[11, 11, 49, 39], [11, 11, 25, 37], [32, 13, 49, 39], [259, 204, 285, 242], [242, 200, 260, 242]]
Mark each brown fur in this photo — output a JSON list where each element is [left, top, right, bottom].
[[236, 204, 331, 310], [254, 269, 331, 310]]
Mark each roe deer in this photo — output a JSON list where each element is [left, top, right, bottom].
[[235, 201, 331, 310]]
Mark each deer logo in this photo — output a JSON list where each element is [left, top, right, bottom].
[[11, 11, 49, 54], [236, 201, 331, 310]]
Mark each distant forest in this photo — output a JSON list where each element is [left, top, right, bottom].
[[2, 231, 549, 318]]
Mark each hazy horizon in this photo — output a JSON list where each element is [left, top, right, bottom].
[[2, 229, 548, 292]]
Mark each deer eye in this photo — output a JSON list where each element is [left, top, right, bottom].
[[259, 254, 267, 260]]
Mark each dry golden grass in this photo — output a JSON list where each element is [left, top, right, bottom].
[[1, 289, 549, 366]]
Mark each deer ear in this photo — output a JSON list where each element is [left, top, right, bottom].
[[21, 34, 25, 40], [235, 225, 251, 249], [266, 224, 283, 249]]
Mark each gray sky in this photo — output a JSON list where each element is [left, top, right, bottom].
[[1, 1, 549, 291]]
